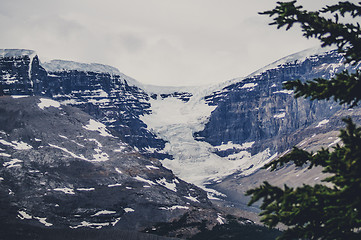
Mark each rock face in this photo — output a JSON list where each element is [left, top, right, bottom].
[[196, 49, 347, 155], [0, 96, 221, 238], [0, 52, 168, 159]]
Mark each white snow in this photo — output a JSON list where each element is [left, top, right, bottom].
[[38, 98, 61, 110], [0, 152, 11, 157], [214, 141, 254, 151], [216, 214, 226, 225], [108, 183, 122, 187], [49, 143, 108, 162], [0, 49, 36, 58], [11, 95, 29, 98], [92, 149, 109, 162], [124, 208, 135, 213], [316, 119, 329, 128], [88, 138, 109, 162], [3, 159, 23, 168], [247, 46, 336, 79], [18, 210, 32, 220], [92, 210, 116, 216], [159, 205, 189, 210], [42, 59, 121, 76], [273, 90, 294, 95], [241, 83, 258, 90], [155, 178, 178, 192], [274, 112, 286, 119], [206, 188, 227, 200], [328, 138, 341, 147], [59, 135, 68, 139], [83, 119, 114, 137], [35, 217, 53, 227], [0, 139, 32, 150], [70, 221, 110, 229], [0, 177, 4, 181], [77, 188, 95, 191], [146, 165, 160, 170], [53, 187, 75, 195], [17, 210, 53, 227], [134, 176, 156, 185], [49, 144, 88, 161], [113, 146, 126, 152], [184, 194, 200, 203], [115, 167, 123, 174], [141, 94, 277, 187]]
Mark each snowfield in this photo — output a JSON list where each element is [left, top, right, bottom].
[[140, 89, 277, 189]]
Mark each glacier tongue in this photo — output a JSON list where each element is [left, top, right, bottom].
[[140, 90, 275, 188]]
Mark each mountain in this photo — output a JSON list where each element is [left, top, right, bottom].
[[0, 95, 226, 239], [1, 47, 360, 235]]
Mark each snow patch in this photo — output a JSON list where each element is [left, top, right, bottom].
[[241, 82, 258, 90], [35, 217, 53, 227], [59, 135, 68, 139], [273, 90, 294, 94], [0, 152, 11, 157], [83, 119, 114, 137], [215, 141, 254, 151], [115, 168, 122, 174], [0, 139, 32, 150], [3, 159, 23, 168], [49, 144, 88, 161], [108, 183, 122, 187], [18, 210, 32, 220], [77, 188, 95, 191], [92, 210, 116, 216], [70, 221, 110, 229], [159, 205, 189, 210], [38, 98, 61, 110], [328, 138, 341, 147], [184, 194, 200, 203], [134, 176, 156, 185], [0, 49, 36, 58], [53, 187, 75, 195], [42, 59, 121, 76], [113, 145, 126, 152], [274, 112, 286, 119], [11, 95, 29, 98], [146, 165, 160, 170], [316, 119, 329, 128], [156, 178, 178, 192], [124, 208, 135, 213], [217, 214, 226, 225]]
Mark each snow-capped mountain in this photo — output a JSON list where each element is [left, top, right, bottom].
[[1, 47, 360, 215]]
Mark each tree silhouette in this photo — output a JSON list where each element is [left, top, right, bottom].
[[246, 1, 361, 239]]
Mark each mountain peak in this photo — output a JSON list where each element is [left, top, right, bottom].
[[41, 59, 122, 76], [0, 49, 37, 58]]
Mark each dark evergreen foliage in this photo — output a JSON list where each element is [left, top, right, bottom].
[[246, 1, 361, 239], [189, 215, 281, 240]]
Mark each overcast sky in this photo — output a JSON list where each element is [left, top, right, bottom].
[[0, 0, 346, 86]]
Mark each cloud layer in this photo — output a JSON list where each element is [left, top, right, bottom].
[[1, 0, 340, 86]]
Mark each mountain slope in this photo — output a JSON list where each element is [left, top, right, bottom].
[[0, 96, 224, 238]]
